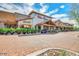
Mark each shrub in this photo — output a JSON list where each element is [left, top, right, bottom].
[[0, 28, 39, 35], [15, 28, 22, 34], [0, 28, 4, 34], [1, 28, 15, 34]]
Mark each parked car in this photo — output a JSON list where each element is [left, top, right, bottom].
[[41, 29, 48, 34]]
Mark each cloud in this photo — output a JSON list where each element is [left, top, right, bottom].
[[0, 3, 35, 15], [0, 3, 23, 13], [51, 14, 68, 19], [60, 5, 65, 8], [46, 9, 59, 16], [45, 5, 65, 16], [14, 3, 35, 14], [60, 18, 77, 25], [39, 3, 59, 16], [27, 3, 35, 6], [0, 4, 15, 10], [39, 3, 48, 13]]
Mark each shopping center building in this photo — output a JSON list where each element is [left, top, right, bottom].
[[0, 10, 74, 31]]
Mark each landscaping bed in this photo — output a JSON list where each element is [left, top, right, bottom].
[[27, 48, 79, 56], [37, 48, 79, 56]]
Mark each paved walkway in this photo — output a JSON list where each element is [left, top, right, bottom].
[[0, 31, 79, 56]]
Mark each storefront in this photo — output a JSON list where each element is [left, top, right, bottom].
[[35, 20, 56, 31], [17, 18, 32, 28], [55, 20, 74, 31]]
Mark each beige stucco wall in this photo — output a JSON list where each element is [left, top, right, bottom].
[[18, 19, 32, 28], [0, 22, 5, 28]]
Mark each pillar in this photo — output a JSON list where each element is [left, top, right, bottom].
[[41, 25, 43, 30]]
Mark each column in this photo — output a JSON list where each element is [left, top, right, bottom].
[[41, 25, 43, 30]]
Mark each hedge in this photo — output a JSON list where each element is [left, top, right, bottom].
[[0, 28, 39, 34]]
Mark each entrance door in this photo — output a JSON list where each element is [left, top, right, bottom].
[[38, 26, 41, 30]]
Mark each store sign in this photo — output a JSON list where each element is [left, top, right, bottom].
[[37, 14, 43, 19], [37, 14, 51, 20], [23, 20, 31, 24]]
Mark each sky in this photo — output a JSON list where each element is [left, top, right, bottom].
[[0, 3, 77, 25]]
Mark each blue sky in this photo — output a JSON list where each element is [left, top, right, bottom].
[[0, 3, 70, 18], [0, 3, 76, 24]]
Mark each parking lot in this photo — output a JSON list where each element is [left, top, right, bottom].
[[0, 31, 79, 56]]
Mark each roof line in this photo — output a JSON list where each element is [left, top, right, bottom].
[[28, 10, 53, 18]]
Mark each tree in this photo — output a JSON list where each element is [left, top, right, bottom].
[[69, 3, 79, 25]]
